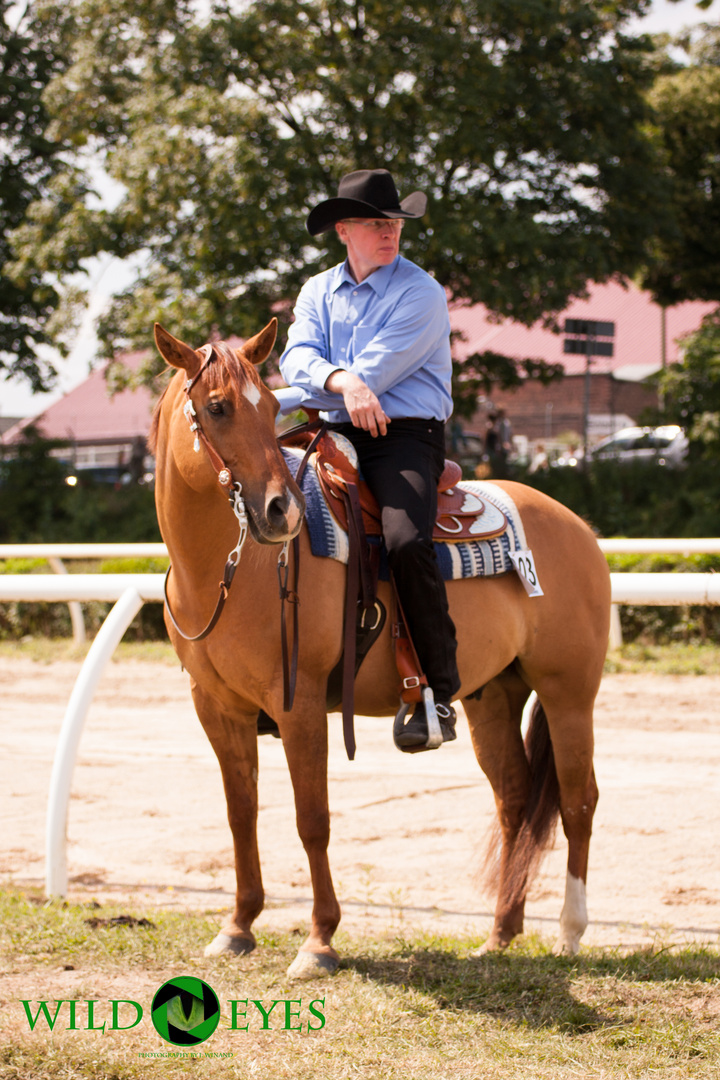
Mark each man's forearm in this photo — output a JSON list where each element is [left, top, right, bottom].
[[324, 369, 389, 437]]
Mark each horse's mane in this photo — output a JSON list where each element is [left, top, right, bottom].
[[147, 385, 168, 454], [147, 341, 262, 454]]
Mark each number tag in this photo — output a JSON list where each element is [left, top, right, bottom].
[[509, 549, 544, 597]]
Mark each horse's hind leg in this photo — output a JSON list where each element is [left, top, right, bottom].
[[190, 683, 264, 958], [465, 668, 534, 951], [542, 694, 599, 955]]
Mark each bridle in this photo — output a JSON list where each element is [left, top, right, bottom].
[[181, 344, 242, 492], [162, 343, 323, 710], [163, 344, 250, 643]]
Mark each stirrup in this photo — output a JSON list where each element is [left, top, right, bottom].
[[393, 686, 444, 751]]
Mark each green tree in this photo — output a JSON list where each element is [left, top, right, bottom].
[[659, 308, 720, 455], [8, 0, 668, 392], [0, 0, 76, 390], [643, 24, 720, 306], [642, 24, 720, 455], [0, 425, 70, 538]]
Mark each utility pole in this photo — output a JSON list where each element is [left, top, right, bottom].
[[659, 305, 667, 419], [563, 320, 615, 465]]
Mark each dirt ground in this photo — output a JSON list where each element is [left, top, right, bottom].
[[1, 655, 719, 951]]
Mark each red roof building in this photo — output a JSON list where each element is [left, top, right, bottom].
[[1, 283, 715, 459], [0, 351, 156, 478]]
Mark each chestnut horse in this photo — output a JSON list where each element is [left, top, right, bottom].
[[150, 319, 611, 979]]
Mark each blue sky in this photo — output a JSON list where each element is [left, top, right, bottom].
[[1, 0, 715, 419]]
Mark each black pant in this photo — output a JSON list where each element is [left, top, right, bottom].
[[332, 419, 461, 702]]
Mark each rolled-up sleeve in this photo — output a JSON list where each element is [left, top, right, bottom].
[[273, 384, 342, 416]]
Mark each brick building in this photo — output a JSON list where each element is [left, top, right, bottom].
[[482, 372, 658, 443], [450, 280, 715, 445]]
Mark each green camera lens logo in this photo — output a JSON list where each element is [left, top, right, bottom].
[[151, 977, 220, 1046]]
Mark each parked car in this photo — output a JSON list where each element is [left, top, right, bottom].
[[588, 425, 688, 467]]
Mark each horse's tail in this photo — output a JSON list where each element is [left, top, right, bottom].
[[480, 697, 560, 907]]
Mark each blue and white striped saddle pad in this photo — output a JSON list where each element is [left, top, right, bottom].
[[282, 449, 528, 582]]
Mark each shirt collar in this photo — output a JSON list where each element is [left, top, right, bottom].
[[331, 256, 400, 297]]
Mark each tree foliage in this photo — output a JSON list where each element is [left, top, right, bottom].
[[0, 0, 77, 389], [642, 24, 720, 306], [5, 0, 669, 393], [0, 425, 70, 536], [658, 307, 720, 456], [0, 426, 161, 542]]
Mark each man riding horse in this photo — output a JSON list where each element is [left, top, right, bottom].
[[277, 168, 460, 752]]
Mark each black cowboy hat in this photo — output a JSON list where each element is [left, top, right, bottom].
[[306, 169, 427, 236]]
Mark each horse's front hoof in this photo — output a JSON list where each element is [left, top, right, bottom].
[[204, 931, 256, 958], [468, 933, 512, 957], [553, 935, 581, 957], [287, 948, 339, 980]]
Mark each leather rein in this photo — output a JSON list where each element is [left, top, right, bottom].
[[162, 344, 323, 712]]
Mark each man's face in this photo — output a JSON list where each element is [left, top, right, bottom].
[[335, 218, 404, 281]]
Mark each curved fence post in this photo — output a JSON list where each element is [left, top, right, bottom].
[[45, 586, 145, 897], [47, 556, 86, 645]]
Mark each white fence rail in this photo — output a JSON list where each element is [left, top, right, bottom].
[[0, 544, 168, 645], [598, 538, 720, 555], [0, 574, 165, 602], [1, 541, 719, 899], [4, 538, 720, 558], [3, 571, 720, 607], [0, 543, 168, 559]]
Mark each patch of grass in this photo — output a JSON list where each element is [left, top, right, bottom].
[[4, 637, 720, 676], [99, 558, 169, 575], [0, 890, 224, 971], [107, 641, 177, 665], [1, 887, 718, 1079], [0, 639, 178, 665], [605, 643, 720, 675], [0, 559, 49, 574]]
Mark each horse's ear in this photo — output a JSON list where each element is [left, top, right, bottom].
[[154, 323, 202, 377], [239, 318, 278, 367]]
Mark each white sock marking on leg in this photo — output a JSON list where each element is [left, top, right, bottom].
[[556, 872, 587, 955]]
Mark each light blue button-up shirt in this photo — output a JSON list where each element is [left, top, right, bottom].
[[277, 255, 453, 423]]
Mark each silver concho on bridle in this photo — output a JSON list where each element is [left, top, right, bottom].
[[183, 398, 201, 454]]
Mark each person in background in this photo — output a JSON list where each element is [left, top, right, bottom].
[[484, 408, 513, 478], [528, 442, 549, 474], [497, 408, 513, 465]]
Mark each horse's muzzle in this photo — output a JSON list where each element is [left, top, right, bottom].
[[248, 486, 305, 545]]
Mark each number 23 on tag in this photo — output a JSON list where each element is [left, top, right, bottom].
[[509, 549, 544, 597]]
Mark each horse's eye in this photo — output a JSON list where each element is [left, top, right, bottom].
[[207, 400, 226, 417]]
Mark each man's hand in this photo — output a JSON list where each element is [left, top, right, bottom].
[[324, 370, 390, 437]]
